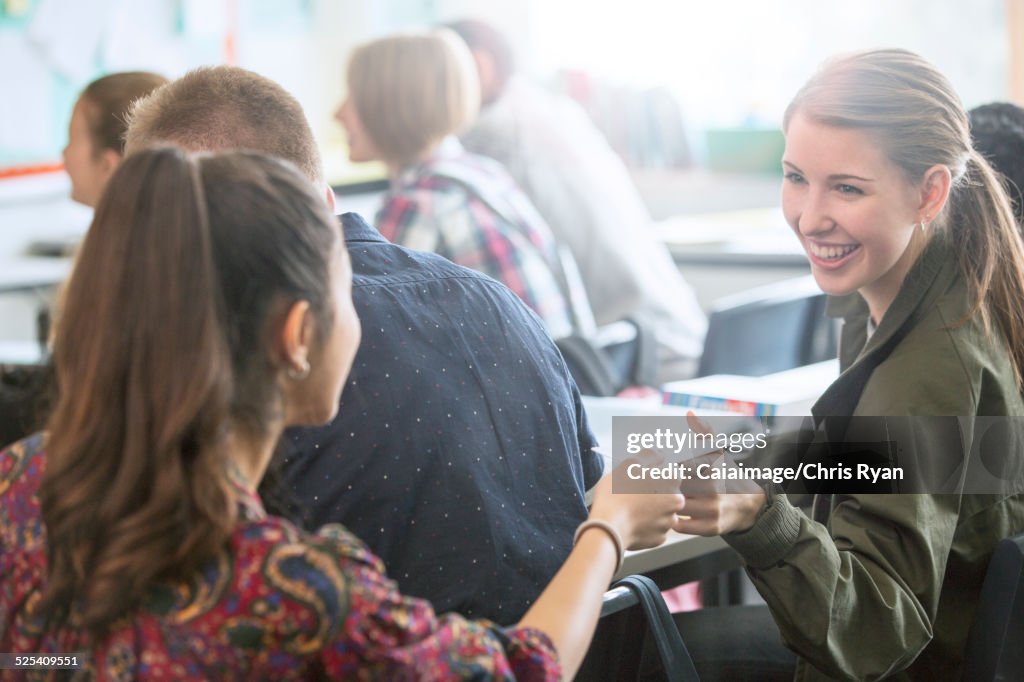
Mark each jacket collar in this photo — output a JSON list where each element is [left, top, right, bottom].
[[812, 235, 957, 420]]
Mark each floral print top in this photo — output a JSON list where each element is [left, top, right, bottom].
[[0, 434, 559, 680]]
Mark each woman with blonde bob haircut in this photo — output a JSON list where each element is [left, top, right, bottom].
[[337, 30, 589, 340], [346, 30, 478, 168], [0, 146, 685, 679], [664, 49, 1024, 681]]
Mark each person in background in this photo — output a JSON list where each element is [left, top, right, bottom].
[[0, 146, 687, 679], [63, 71, 168, 207], [0, 72, 169, 451], [125, 66, 604, 625], [969, 101, 1024, 230], [667, 49, 1024, 681], [447, 19, 707, 384], [336, 30, 589, 341]]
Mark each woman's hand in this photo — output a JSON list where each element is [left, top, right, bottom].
[[587, 468, 686, 550], [518, 458, 685, 678], [674, 411, 766, 536]]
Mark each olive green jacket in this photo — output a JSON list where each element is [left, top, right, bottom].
[[725, 237, 1024, 681]]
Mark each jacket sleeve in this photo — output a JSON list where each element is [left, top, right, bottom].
[[725, 491, 960, 680], [724, 352, 977, 680]]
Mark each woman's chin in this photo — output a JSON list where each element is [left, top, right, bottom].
[[810, 272, 856, 298]]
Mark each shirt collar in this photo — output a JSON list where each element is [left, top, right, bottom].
[[339, 211, 386, 244], [812, 235, 957, 418], [853, 235, 951, 354], [393, 136, 465, 188]]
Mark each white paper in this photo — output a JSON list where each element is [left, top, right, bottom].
[[182, 0, 227, 38], [27, 0, 113, 82], [0, 33, 54, 158], [102, 0, 186, 74]]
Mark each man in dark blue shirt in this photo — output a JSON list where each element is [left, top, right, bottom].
[[124, 66, 602, 624], [277, 213, 602, 623]]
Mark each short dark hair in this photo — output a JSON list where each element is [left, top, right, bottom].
[[125, 66, 324, 185], [970, 102, 1024, 226], [80, 71, 169, 153]]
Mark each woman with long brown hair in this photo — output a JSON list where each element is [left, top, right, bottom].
[[64, 71, 168, 207], [0, 73, 169, 452], [0, 147, 685, 679]]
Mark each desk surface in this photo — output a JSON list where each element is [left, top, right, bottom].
[[0, 257, 70, 293], [617, 532, 731, 581], [657, 207, 808, 267], [2, 187, 802, 290]]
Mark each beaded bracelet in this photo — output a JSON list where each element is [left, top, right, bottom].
[[573, 519, 625, 574]]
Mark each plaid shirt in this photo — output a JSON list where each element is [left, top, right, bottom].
[[376, 138, 576, 339]]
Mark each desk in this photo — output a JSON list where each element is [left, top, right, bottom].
[[0, 173, 85, 345], [657, 207, 805, 267], [0, 258, 70, 293], [657, 207, 811, 309], [0, 341, 44, 364], [583, 397, 744, 589], [0, 173, 90, 260], [0, 258, 67, 349], [617, 532, 740, 590]]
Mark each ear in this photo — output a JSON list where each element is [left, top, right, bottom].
[[917, 164, 952, 225], [276, 300, 314, 374], [98, 148, 122, 180]]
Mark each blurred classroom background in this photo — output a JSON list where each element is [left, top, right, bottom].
[[1, 0, 1022, 356]]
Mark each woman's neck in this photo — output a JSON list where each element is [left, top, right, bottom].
[[860, 230, 930, 326], [224, 423, 282, 493], [386, 138, 453, 179]]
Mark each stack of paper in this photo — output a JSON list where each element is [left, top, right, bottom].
[[662, 360, 839, 417]]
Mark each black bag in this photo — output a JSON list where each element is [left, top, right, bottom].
[[575, 574, 700, 681]]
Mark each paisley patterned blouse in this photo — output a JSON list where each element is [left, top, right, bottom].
[[0, 435, 559, 680]]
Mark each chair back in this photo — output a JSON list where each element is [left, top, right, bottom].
[[557, 318, 659, 396], [575, 575, 700, 682], [0, 363, 51, 450], [697, 275, 837, 377], [963, 532, 1024, 681]]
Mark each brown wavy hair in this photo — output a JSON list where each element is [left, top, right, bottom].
[[38, 147, 338, 637], [786, 48, 1024, 387]]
